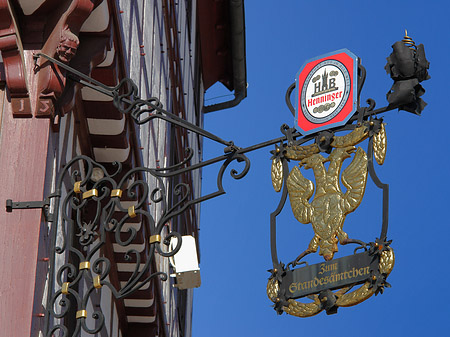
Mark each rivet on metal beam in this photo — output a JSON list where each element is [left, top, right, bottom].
[[76, 310, 87, 319], [110, 189, 122, 198], [128, 206, 137, 218], [149, 235, 161, 244], [82, 189, 98, 200], [61, 282, 70, 294], [79, 261, 90, 270]]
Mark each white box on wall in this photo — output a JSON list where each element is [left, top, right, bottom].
[[170, 235, 201, 289]]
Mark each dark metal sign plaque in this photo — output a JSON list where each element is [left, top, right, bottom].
[[283, 251, 377, 299]]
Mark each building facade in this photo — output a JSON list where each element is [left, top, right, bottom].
[[0, 0, 246, 336]]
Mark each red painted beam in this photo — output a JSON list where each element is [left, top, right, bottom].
[[0, 94, 50, 336]]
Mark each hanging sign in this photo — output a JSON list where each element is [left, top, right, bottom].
[[284, 251, 375, 299], [295, 49, 358, 135]]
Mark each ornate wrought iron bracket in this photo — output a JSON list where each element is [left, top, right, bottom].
[[5, 40, 428, 334], [33, 53, 234, 149], [14, 53, 305, 336]]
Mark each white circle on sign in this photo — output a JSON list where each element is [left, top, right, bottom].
[[300, 60, 350, 124]]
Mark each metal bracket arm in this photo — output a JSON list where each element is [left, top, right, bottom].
[[34, 53, 234, 148], [6, 199, 53, 221]]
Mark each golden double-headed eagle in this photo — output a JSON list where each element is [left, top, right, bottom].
[[271, 122, 386, 261]]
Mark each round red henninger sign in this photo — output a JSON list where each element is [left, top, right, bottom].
[[294, 49, 359, 135]]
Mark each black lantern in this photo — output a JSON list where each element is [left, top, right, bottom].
[[385, 31, 430, 115]]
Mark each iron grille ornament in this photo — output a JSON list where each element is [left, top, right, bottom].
[[6, 33, 429, 335]]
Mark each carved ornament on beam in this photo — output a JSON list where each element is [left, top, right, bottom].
[[35, 0, 102, 118], [0, 0, 31, 117]]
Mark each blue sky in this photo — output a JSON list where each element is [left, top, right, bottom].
[[193, 1, 448, 336]]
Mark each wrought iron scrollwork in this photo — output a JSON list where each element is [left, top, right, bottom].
[[21, 53, 275, 335], [43, 156, 173, 335], [37, 143, 256, 336]]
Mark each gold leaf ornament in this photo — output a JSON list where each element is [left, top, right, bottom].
[[271, 158, 283, 192], [285, 143, 320, 161], [331, 125, 369, 148], [373, 123, 387, 165], [336, 248, 395, 307]]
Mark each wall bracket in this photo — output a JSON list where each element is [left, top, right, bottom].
[[6, 198, 54, 222]]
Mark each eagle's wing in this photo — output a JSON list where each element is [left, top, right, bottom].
[[287, 166, 314, 224], [342, 147, 368, 214]]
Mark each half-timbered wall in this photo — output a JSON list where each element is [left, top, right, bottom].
[[116, 1, 202, 336], [0, 0, 242, 335]]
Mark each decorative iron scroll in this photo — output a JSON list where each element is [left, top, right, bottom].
[[43, 157, 170, 335], [31, 146, 255, 336], [13, 53, 261, 336]]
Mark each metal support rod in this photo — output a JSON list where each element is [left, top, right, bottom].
[[5, 199, 48, 212], [34, 53, 233, 147], [5, 199, 53, 222], [367, 137, 389, 240], [269, 158, 290, 267]]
